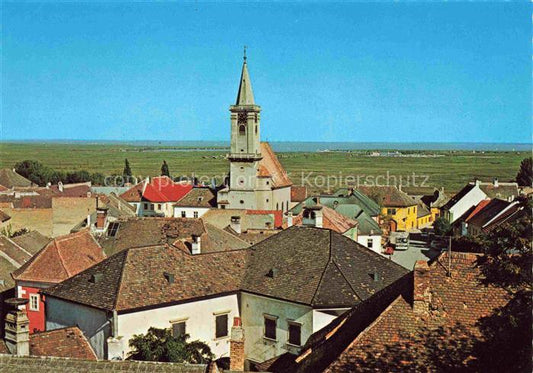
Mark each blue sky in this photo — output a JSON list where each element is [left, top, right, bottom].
[[2, 1, 531, 143]]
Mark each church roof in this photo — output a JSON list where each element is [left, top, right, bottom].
[[236, 60, 255, 105], [258, 142, 292, 188]]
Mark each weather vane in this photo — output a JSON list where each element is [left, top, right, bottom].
[[243, 45, 247, 61]]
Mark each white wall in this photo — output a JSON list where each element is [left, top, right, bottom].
[[312, 309, 348, 332], [240, 292, 313, 364], [117, 294, 240, 359], [357, 234, 383, 254], [449, 185, 487, 223], [46, 297, 110, 359], [173, 207, 210, 219]]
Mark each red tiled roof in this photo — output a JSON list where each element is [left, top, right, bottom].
[[30, 326, 97, 360], [120, 182, 144, 202], [464, 199, 491, 222], [143, 176, 193, 203], [291, 186, 308, 202], [246, 210, 283, 228], [258, 143, 292, 188], [12, 230, 106, 284], [287, 206, 358, 234]]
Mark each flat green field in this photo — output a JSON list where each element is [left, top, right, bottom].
[[0, 143, 527, 194]]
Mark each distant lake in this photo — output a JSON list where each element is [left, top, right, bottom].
[[3, 140, 530, 152]]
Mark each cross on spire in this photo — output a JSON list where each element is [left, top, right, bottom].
[[243, 45, 247, 62]]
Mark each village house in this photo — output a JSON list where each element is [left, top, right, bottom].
[[173, 187, 218, 218], [289, 194, 382, 253], [357, 185, 418, 231], [10, 229, 106, 333], [120, 176, 193, 217], [42, 226, 408, 364], [216, 56, 292, 212], [418, 188, 450, 221], [260, 251, 512, 372]]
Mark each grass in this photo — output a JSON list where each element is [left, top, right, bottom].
[[0, 143, 527, 194]]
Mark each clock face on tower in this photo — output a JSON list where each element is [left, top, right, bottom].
[[238, 112, 247, 124]]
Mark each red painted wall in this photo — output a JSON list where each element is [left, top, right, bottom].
[[19, 285, 46, 334]]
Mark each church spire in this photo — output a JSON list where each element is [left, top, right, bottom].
[[235, 47, 255, 106]]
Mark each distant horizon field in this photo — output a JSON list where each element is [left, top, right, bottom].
[[0, 143, 528, 194]]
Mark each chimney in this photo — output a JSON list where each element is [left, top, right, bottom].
[[87, 214, 92, 228], [191, 235, 201, 254], [413, 260, 431, 315], [398, 184, 402, 192], [4, 298, 30, 356], [286, 212, 293, 227], [230, 317, 245, 371], [58, 181, 64, 193], [230, 216, 242, 234], [474, 178, 481, 187], [493, 178, 499, 188], [302, 206, 323, 228], [96, 208, 108, 229]]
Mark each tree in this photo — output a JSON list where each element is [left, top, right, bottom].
[[123, 158, 132, 179], [14, 160, 51, 186], [515, 157, 532, 186], [161, 160, 170, 177], [128, 327, 214, 364], [433, 216, 451, 236]]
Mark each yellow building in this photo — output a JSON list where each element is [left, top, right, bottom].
[[358, 186, 418, 231]]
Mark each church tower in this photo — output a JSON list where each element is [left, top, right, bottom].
[[227, 50, 262, 194]]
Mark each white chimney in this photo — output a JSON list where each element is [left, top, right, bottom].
[[230, 216, 242, 234], [87, 214, 92, 228], [474, 179, 481, 187], [4, 298, 30, 357], [58, 181, 64, 193], [286, 212, 293, 227], [493, 178, 499, 188], [191, 235, 201, 255]]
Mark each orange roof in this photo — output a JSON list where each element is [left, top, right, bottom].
[[465, 199, 491, 222], [257, 142, 292, 188], [121, 177, 193, 203], [12, 230, 106, 284], [291, 186, 308, 202], [288, 205, 358, 234], [30, 326, 97, 360]]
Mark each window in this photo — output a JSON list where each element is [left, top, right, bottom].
[[239, 125, 246, 135], [193, 211, 199, 218], [367, 238, 373, 248], [181, 211, 186, 218], [215, 313, 229, 339], [288, 322, 302, 346], [107, 222, 120, 237], [387, 208, 396, 215], [144, 203, 148, 210], [171, 321, 186, 338], [158, 204, 162, 210], [29, 294, 39, 311], [264, 316, 277, 340]]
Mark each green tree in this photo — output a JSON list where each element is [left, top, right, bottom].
[[128, 327, 214, 364], [161, 160, 170, 177], [515, 157, 532, 186], [433, 216, 451, 236], [14, 160, 51, 186], [123, 158, 132, 179]]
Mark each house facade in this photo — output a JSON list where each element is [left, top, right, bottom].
[[442, 180, 488, 223]]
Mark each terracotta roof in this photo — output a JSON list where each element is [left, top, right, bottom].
[[97, 217, 249, 257], [0, 209, 11, 222], [11, 231, 51, 255], [174, 187, 217, 208], [44, 244, 249, 312], [12, 230, 106, 284], [49, 182, 91, 197], [0, 194, 52, 209], [0, 355, 209, 372], [290, 186, 308, 203], [468, 199, 513, 228], [357, 186, 416, 208], [0, 256, 17, 291], [247, 210, 283, 228], [464, 199, 492, 222], [286, 251, 511, 373], [30, 326, 97, 360], [242, 227, 408, 307], [120, 181, 144, 202], [258, 143, 292, 188], [0, 169, 32, 189], [0, 236, 32, 266]]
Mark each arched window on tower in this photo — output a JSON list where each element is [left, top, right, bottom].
[[239, 125, 246, 135]]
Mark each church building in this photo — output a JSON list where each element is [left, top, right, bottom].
[[217, 54, 292, 211]]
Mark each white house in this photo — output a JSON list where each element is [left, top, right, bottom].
[[173, 187, 217, 219], [442, 180, 488, 223]]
